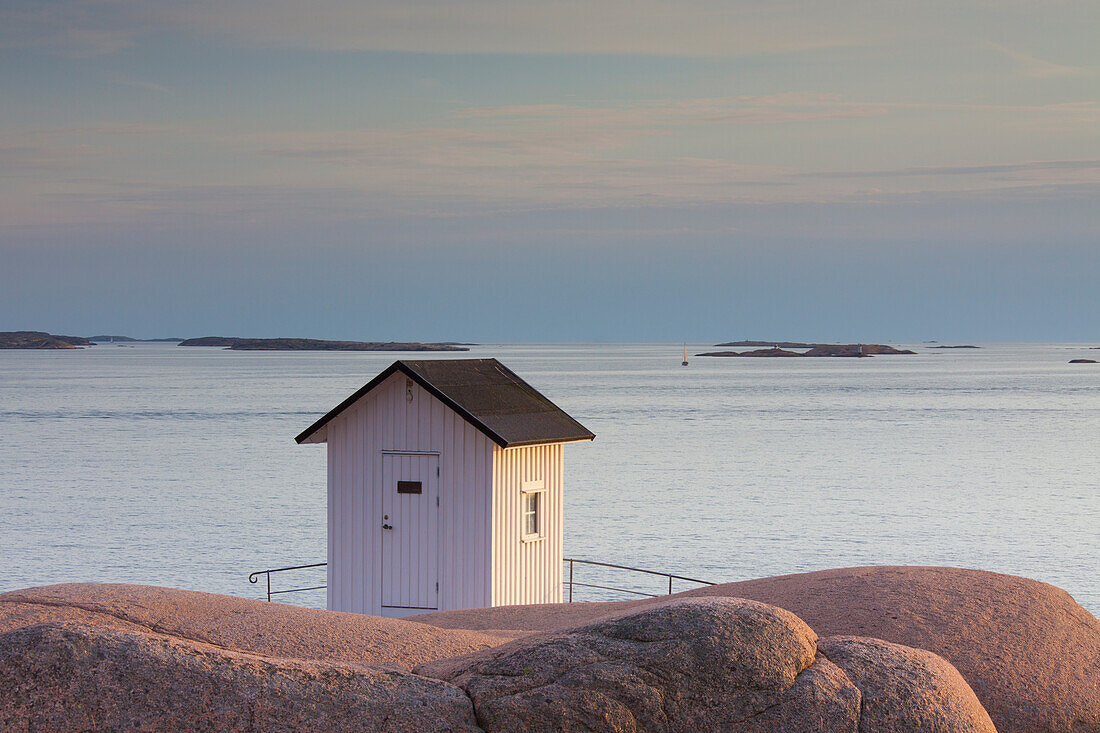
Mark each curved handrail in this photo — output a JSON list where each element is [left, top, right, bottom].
[[248, 562, 328, 601], [249, 562, 326, 583]]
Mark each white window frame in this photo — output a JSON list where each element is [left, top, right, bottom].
[[521, 479, 545, 542]]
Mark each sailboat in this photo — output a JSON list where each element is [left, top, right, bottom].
[[681, 344, 689, 367]]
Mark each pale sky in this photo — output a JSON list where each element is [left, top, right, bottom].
[[1, 0, 1097, 341]]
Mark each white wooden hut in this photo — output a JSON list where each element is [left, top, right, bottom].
[[295, 358, 594, 617]]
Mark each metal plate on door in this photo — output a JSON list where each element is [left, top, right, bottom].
[[397, 481, 422, 494]]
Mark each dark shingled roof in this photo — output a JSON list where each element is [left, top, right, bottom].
[[295, 358, 595, 448]]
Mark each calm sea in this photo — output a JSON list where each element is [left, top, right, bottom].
[[1, 342, 1097, 614]]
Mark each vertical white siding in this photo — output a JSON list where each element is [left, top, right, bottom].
[[490, 443, 565, 606], [325, 373, 494, 614], [326, 438, 336, 610]]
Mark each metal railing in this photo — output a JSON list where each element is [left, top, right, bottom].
[[248, 562, 327, 602], [247, 558, 715, 604], [563, 558, 714, 602]]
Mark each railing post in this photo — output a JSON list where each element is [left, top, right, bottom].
[[569, 560, 574, 603], [266, 571, 271, 602], [668, 574, 673, 595]]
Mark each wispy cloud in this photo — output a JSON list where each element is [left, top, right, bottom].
[[156, 0, 882, 56], [988, 42, 1096, 79], [0, 142, 114, 172], [0, 0, 146, 57], [252, 129, 792, 208], [110, 76, 173, 95], [2, 0, 883, 57], [811, 160, 1100, 179], [6, 0, 1099, 84], [245, 95, 1100, 209], [453, 94, 889, 127], [4, 89, 1099, 229], [245, 95, 889, 208]]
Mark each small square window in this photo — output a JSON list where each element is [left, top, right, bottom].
[[523, 491, 541, 540]]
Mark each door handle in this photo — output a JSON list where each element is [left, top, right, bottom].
[[382, 523, 393, 530]]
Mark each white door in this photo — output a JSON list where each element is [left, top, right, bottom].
[[381, 453, 439, 610]]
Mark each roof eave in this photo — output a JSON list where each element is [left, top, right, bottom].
[[294, 361, 405, 444], [499, 435, 596, 449]]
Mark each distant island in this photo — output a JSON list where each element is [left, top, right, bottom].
[[701, 347, 804, 357], [87, 335, 184, 343], [0, 331, 95, 349], [0, 332, 472, 351], [1069, 359, 1097, 364], [177, 337, 471, 351], [931, 345, 980, 349], [717, 340, 837, 348], [699, 342, 916, 358]]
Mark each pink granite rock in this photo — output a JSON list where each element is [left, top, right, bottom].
[[0, 621, 480, 733], [414, 565, 1100, 733], [819, 636, 997, 733], [423, 598, 862, 732], [5, 569, 1084, 732], [681, 567, 1099, 733], [0, 583, 511, 671]]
